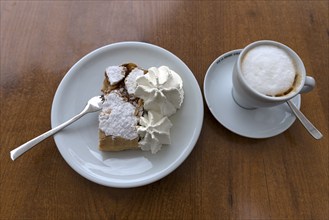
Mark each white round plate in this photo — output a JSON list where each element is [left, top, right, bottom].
[[204, 49, 300, 138], [51, 42, 203, 188]]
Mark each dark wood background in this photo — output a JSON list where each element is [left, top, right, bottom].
[[1, 1, 328, 219]]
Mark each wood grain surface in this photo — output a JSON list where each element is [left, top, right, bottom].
[[1, 1, 328, 219]]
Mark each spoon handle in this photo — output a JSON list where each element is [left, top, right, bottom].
[[287, 100, 323, 140], [10, 110, 87, 161]]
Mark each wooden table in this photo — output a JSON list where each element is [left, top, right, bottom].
[[1, 1, 328, 219]]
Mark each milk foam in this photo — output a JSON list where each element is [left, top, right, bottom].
[[241, 45, 297, 96]]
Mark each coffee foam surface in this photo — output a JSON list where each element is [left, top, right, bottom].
[[241, 45, 296, 96]]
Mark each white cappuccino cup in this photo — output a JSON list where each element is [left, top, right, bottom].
[[232, 40, 315, 109]]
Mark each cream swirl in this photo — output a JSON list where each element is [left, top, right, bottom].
[[137, 111, 173, 154], [134, 66, 184, 117]]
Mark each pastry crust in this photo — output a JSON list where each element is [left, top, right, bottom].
[[98, 130, 139, 151]]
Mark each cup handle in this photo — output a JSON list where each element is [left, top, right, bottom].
[[300, 76, 315, 93]]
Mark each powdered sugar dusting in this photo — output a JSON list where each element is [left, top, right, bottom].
[[99, 92, 138, 140], [125, 68, 144, 95], [106, 66, 126, 85]]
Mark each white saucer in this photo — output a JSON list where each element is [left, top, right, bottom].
[[204, 49, 300, 138]]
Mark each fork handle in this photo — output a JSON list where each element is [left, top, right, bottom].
[[10, 110, 87, 161]]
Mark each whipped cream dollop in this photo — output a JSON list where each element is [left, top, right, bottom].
[[137, 111, 173, 154], [99, 92, 138, 140], [134, 66, 184, 117]]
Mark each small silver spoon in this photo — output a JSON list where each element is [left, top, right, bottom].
[[287, 100, 323, 140], [10, 96, 103, 161]]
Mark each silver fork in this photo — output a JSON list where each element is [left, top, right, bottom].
[[10, 96, 103, 161]]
